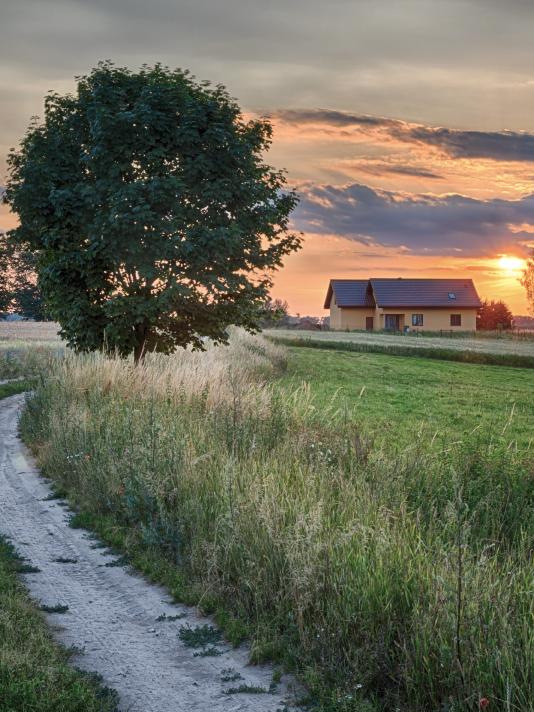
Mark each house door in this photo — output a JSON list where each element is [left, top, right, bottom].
[[385, 314, 400, 331], [365, 317, 374, 331]]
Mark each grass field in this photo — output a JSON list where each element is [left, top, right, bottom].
[[278, 347, 534, 449], [0, 321, 61, 346], [18, 330, 534, 712], [268, 328, 534, 359]]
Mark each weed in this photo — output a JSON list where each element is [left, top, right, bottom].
[[16, 562, 41, 574], [178, 624, 223, 648], [40, 603, 69, 614], [223, 684, 269, 695], [220, 668, 244, 683], [53, 556, 78, 564], [156, 612, 186, 622], [193, 645, 224, 657]]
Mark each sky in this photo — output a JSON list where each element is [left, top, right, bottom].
[[1, 0, 534, 315]]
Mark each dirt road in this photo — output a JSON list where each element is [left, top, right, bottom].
[[0, 394, 298, 712]]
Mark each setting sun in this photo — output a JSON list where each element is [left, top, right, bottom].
[[498, 255, 525, 273]]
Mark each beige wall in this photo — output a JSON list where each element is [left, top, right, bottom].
[[400, 308, 477, 332], [330, 299, 376, 330], [330, 305, 478, 331]]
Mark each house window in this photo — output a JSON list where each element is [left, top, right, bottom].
[[448, 292, 456, 300], [450, 314, 462, 326], [412, 313, 424, 326]]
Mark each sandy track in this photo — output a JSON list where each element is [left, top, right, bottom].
[[0, 394, 298, 712]]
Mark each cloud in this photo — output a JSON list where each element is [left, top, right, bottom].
[[291, 181, 534, 256], [272, 109, 534, 163], [346, 162, 443, 180]]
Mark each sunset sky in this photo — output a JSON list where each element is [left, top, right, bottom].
[[2, 0, 534, 314]]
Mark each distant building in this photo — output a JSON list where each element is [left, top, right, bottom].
[[324, 278, 482, 331]]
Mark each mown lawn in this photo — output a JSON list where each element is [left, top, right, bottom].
[[279, 346, 534, 448]]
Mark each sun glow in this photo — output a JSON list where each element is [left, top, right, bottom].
[[498, 255, 525, 274]]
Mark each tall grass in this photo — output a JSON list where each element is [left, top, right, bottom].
[[21, 331, 534, 711]]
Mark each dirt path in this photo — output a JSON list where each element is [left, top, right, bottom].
[[0, 394, 299, 712]]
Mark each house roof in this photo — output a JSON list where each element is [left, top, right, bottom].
[[325, 278, 482, 309], [324, 280, 375, 308]]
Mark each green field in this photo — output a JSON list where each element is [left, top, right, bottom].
[[279, 346, 534, 449]]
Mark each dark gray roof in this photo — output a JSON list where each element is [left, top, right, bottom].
[[324, 280, 375, 308], [370, 278, 482, 308], [325, 278, 481, 309]]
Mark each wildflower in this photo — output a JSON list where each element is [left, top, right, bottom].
[[479, 698, 490, 710]]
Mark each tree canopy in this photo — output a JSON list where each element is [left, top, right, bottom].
[[476, 299, 514, 330], [4, 63, 300, 360]]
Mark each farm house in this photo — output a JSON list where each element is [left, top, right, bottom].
[[324, 278, 482, 331]]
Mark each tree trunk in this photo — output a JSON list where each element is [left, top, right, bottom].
[[133, 327, 147, 365]]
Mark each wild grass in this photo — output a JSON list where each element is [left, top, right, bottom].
[[20, 330, 534, 711], [0, 321, 63, 379], [0, 347, 60, 380], [0, 535, 118, 711]]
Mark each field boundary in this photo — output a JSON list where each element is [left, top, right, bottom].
[[269, 335, 534, 368]]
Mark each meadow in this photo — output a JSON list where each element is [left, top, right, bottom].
[[268, 329, 534, 367], [278, 346, 534, 449], [11, 327, 533, 712]]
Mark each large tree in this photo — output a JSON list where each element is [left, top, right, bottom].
[[4, 63, 300, 361], [520, 250, 534, 315]]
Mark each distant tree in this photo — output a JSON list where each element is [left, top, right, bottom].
[[5, 62, 300, 362], [0, 233, 13, 313], [520, 250, 534, 315], [0, 234, 48, 319], [260, 298, 289, 327], [477, 299, 514, 330]]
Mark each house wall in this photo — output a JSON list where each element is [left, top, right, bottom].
[[331, 306, 478, 331], [330, 302, 376, 330], [402, 308, 477, 332]]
